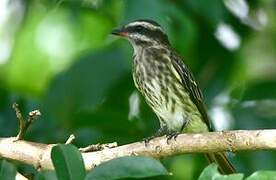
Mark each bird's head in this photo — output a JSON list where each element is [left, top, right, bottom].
[[111, 19, 170, 48]]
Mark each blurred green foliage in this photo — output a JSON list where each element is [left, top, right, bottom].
[[1, 0, 276, 179]]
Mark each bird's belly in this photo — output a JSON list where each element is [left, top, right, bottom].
[[133, 60, 208, 133], [142, 79, 208, 133], [155, 106, 186, 132], [143, 79, 188, 131]]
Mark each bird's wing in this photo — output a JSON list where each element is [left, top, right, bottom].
[[169, 51, 212, 130]]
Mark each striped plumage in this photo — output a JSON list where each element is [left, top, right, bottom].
[[112, 19, 235, 174], [133, 46, 209, 134]]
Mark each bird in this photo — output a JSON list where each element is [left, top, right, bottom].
[[111, 19, 235, 174]]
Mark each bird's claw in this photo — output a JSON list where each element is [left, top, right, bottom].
[[166, 132, 180, 144], [143, 127, 167, 146], [143, 136, 154, 146]]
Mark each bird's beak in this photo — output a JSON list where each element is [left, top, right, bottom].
[[111, 28, 129, 37]]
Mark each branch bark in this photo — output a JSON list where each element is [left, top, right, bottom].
[[1, 129, 276, 171]]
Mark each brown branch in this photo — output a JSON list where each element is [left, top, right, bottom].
[[2, 104, 276, 171], [12, 103, 41, 141], [1, 129, 276, 171]]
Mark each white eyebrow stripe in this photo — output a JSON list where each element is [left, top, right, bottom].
[[131, 33, 159, 45], [126, 21, 164, 32], [132, 34, 152, 42]]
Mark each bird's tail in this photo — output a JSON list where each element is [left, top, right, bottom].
[[205, 152, 236, 174]]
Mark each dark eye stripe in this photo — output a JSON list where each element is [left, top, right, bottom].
[[126, 25, 145, 33], [134, 25, 144, 32], [125, 24, 170, 45]]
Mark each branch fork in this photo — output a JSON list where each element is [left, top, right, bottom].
[[12, 103, 41, 141]]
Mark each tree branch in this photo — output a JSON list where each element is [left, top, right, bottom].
[[12, 103, 41, 141], [1, 129, 276, 171]]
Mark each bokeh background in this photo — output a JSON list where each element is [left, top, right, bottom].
[[1, 0, 276, 179]]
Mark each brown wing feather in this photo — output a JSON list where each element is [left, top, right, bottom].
[[169, 51, 236, 174], [170, 51, 212, 131]]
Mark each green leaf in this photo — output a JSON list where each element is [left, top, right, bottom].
[[35, 170, 58, 180], [198, 164, 243, 180], [51, 144, 86, 180], [0, 160, 16, 180], [44, 47, 129, 127], [85, 156, 169, 180], [246, 171, 276, 180], [35, 170, 57, 180]]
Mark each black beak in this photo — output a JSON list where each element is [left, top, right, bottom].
[[111, 28, 129, 37]]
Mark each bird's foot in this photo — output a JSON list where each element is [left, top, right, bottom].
[[143, 136, 154, 146], [143, 127, 166, 146], [166, 132, 180, 144]]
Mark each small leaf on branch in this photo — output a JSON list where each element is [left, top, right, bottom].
[[85, 156, 169, 180], [51, 144, 86, 180]]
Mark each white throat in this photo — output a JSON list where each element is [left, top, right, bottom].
[[129, 39, 143, 55]]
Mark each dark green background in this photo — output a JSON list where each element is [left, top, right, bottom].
[[0, 0, 276, 179]]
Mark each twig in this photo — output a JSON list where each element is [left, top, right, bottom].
[[79, 142, 118, 152], [12, 103, 41, 140], [65, 134, 76, 144], [1, 130, 276, 170]]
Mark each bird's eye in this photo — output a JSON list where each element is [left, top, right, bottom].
[[135, 26, 144, 32]]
